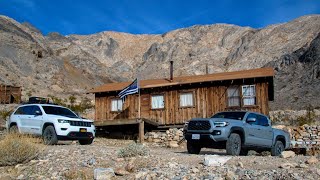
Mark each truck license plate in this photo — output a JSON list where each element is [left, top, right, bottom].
[[192, 134, 200, 140], [80, 128, 87, 132]]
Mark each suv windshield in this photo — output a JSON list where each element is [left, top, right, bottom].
[[211, 112, 246, 120], [42, 106, 78, 118]]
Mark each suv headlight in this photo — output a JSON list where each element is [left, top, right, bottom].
[[214, 122, 229, 127], [58, 119, 70, 123]]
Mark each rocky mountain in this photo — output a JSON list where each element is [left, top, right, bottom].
[[0, 15, 319, 110]]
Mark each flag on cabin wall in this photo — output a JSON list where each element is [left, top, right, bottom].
[[118, 78, 139, 101]]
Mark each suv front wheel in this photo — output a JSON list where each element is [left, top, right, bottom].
[[43, 125, 58, 145]]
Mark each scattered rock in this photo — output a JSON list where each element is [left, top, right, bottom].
[[306, 156, 318, 164], [238, 162, 244, 168], [280, 151, 296, 158], [298, 163, 308, 168], [168, 141, 179, 148], [226, 170, 237, 180], [115, 168, 130, 176], [94, 168, 115, 180], [280, 163, 298, 169], [204, 155, 232, 166]]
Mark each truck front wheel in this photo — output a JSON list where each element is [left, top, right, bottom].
[[226, 133, 241, 156], [271, 141, 284, 156], [187, 141, 201, 154]]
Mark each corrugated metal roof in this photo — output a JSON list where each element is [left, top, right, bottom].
[[89, 67, 274, 93]]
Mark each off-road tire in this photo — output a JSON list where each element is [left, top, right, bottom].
[[43, 125, 58, 145], [9, 125, 18, 134], [79, 139, 94, 145], [226, 133, 241, 156], [271, 141, 284, 156], [187, 141, 201, 154]]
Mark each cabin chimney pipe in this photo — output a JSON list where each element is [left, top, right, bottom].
[[170, 61, 173, 81]]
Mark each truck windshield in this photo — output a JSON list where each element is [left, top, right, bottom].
[[211, 112, 246, 120], [42, 106, 78, 118]]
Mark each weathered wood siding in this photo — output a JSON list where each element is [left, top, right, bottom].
[[95, 81, 270, 126], [0, 85, 21, 104]]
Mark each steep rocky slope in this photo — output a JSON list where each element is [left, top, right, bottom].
[[0, 14, 319, 110]]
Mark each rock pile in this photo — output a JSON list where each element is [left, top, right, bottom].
[[290, 125, 320, 155], [144, 128, 184, 148]]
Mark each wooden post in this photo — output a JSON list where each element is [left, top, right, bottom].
[[139, 119, 144, 143]]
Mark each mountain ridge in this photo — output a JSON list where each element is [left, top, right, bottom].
[[0, 14, 319, 110]]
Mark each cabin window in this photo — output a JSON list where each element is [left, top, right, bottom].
[[227, 86, 240, 107], [179, 92, 194, 107], [111, 99, 123, 112], [151, 95, 164, 109], [242, 85, 256, 106]]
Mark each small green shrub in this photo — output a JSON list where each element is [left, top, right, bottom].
[[117, 143, 150, 158], [0, 133, 44, 166]]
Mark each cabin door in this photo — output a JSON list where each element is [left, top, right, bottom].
[[140, 94, 150, 119]]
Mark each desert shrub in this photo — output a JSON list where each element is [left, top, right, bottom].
[[297, 105, 316, 126], [117, 143, 150, 158], [63, 169, 92, 180], [0, 110, 12, 120], [0, 133, 44, 166]]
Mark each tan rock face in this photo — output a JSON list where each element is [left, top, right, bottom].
[[0, 15, 320, 109]]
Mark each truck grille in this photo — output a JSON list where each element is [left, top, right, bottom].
[[188, 121, 211, 130], [69, 121, 92, 127]]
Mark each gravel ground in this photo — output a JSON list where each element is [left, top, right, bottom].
[[0, 137, 320, 180]]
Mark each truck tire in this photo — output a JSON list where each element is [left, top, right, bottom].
[[43, 125, 58, 145], [226, 133, 241, 156], [271, 141, 284, 156], [187, 141, 201, 154], [79, 139, 93, 145]]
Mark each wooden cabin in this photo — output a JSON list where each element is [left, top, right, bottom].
[[0, 84, 21, 104], [90, 68, 274, 128]]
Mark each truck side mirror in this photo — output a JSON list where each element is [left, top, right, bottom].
[[246, 117, 256, 123]]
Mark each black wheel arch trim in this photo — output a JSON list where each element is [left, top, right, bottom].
[[229, 126, 246, 144], [275, 135, 286, 147], [9, 122, 17, 127], [42, 122, 55, 133]]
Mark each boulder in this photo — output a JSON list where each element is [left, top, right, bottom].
[[168, 141, 179, 148], [279, 163, 297, 169], [280, 151, 296, 158], [203, 155, 232, 166], [94, 168, 115, 180], [306, 156, 318, 164], [115, 168, 130, 176]]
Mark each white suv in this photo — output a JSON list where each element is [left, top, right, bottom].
[[6, 104, 95, 145]]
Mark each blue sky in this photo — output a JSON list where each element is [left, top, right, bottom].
[[0, 0, 319, 35]]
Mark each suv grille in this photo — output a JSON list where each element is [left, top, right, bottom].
[[69, 121, 92, 127], [188, 121, 211, 130]]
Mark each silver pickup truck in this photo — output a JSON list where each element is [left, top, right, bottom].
[[184, 111, 290, 156]]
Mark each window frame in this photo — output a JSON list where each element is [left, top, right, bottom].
[[150, 94, 165, 110], [227, 86, 241, 107], [179, 91, 195, 108], [110, 98, 123, 112], [242, 85, 256, 107], [227, 84, 257, 108]]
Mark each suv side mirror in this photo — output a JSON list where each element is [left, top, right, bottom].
[[246, 117, 256, 123], [34, 110, 42, 116]]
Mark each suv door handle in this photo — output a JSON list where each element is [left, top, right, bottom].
[[257, 128, 261, 130]]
